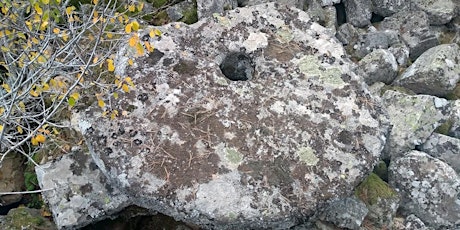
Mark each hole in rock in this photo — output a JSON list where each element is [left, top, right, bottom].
[[371, 13, 385, 23], [219, 52, 254, 81], [334, 2, 347, 26]]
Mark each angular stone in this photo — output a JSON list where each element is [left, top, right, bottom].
[[371, 0, 410, 17], [343, 0, 372, 27], [319, 197, 368, 230], [36, 148, 130, 229], [389, 150, 460, 229], [354, 48, 398, 85], [0, 153, 24, 209], [352, 30, 400, 59], [448, 100, 460, 138], [197, 0, 237, 19], [381, 90, 451, 158], [394, 44, 460, 97], [76, 4, 389, 228], [419, 132, 460, 175], [380, 10, 439, 60], [412, 0, 457, 25]]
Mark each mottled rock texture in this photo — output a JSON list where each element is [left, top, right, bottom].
[[76, 3, 389, 229], [354, 48, 398, 85], [389, 150, 460, 229]]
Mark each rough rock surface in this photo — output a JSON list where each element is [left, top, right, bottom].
[[380, 10, 439, 60], [0, 154, 24, 210], [197, 0, 237, 19], [35, 148, 130, 229], [318, 197, 368, 230], [393, 43, 460, 97], [381, 90, 450, 158], [448, 100, 460, 138], [389, 150, 460, 229], [343, 0, 372, 28], [75, 3, 389, 228], [354, 48, 398, 85], [412, 0, 458, 25], [371, 0, 410, 17], [419, 132, 460, 175]]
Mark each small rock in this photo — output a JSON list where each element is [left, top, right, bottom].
[[319, 197, 368, 230], [197, 0, 237, 19], [411, 0, 457, 25], [371, 0, 410, 17], [448, 100, 460, 138], [418, 132, 460, 175], [389, 150, 460, 229], [393, 43, 460, 97], [343, 0, 372, 27], [0, 207, 57, 230], [0, 153, 24, 210], [354, 48, 398, 85]]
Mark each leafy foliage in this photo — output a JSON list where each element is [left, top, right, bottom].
[[0, 0, 158, 165]]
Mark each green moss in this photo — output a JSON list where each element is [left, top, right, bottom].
[[152, 10, 170, 26], [180, 5, 198, 25], [3, 207, 45, 230], [151, 0, 169, 8], [435, 119, 454, 135], [355, 173, 397, 205], [446, 82, 460, 100]]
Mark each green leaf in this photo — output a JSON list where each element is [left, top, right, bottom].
[[68, 97, 76, 106]]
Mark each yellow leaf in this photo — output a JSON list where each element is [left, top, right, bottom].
[[34, 3, 43, 15], [61, 32, 68, 41], [1, 46, 10, 52], [107, 59, 115, 72], [106, 32, 113, 39], [154, 29, 162, 36], [129, 34, 138, 47], [32, 37, 39, 44], [1, 6, 8, 14], [31, 137, 38, 146], [102, 111, 108, 117], [30, 90, 39, 97], [149, 30, 155, 38], [17, 126, 23, 134], [131, 21, 139, 31], [41, 0, 49, 4], [125, 23, 132, 33], [144, 41, 153, 53], [113, 92, 118, 99], [125, 77, 133, 86], [19, 102, 25, 111], [35, 134, 46, 143], [92, 0, 98, 4], [128, 59, 134, 66], [70, 92, 80, 100], [137, 2, 144, 11], [66, 6, 75, 15], [0, 107, 4, 116], [93, 56, 99, 64], [122, 84, 130, 93], [0, 125, 3, 132], [2, 83, 11, 93], [110, 110, 118, 120], [128, 4, 135, 12], [52, 128, 59, 135], [136, 43, 144, 56], [42, 83, 49, 91], [98, 99, 105, 108], [37, 55, 46, 63], [53, 28, 60, 34]]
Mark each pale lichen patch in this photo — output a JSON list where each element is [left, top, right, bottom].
[[296, 147, 319, 166]]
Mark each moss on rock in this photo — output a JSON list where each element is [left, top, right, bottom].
[[355, 173, 397, 205]]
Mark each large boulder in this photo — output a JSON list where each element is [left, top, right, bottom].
[[73, 3, 389, 228]]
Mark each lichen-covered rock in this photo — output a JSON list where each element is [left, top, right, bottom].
[[380, 10, 439, 60], [354, 49, 398, 85], [318, 197, 368, 230], [352, 30, 400, 59], [76, 3, 389, 228], [448, 100, 460, 138], [237, 0, 305, 8], [343, 0, 372, 27], [335, 23, 360, 46], [0, 207, 57, 230], [0, 154, 24, 210], [197, 0, 237, 19], [371, 0, 410, 17], [381, 90, 450, 158], [388, 150, 460, 229], [419, 132, 460, 175], [403, 214, 432, 230], [393, 44, 460, 97], [411, 0, 457, 25], [35, 148, 130, 229]]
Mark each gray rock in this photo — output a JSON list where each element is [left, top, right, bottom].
[[76, 3, 389, 229], [419, 132, 460, 175], [354, 48, 398, 85], [388, 150, 460, 229], [197, 0, 237, 19], [319, 197, 368, 230], [318, 0, 341, 6], [393, 43, 460, 97], [343, 0, 372, 28], [412, 0, 458, 25], [380, 10, 439, 60], [381, 90, 451, 158], [353, 30, 400, 59], [403, 214, 432, 230], [336, 23, 360, 45], [166, 0, 197, 22], [36, 148, 130, 229], [0, 207, 57, 230], [387, 44, 410, 67], [448, 100, 460, 138], [371, 0, 410, 17], [237, 0, 305, 8]]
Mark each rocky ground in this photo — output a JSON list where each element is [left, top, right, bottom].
[[1, 0, 460, 229]]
